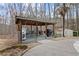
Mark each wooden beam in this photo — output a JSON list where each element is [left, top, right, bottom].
[[15, 17, 55, 26]]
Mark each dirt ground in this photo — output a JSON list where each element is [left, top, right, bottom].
[[0, 39, 18, 50]]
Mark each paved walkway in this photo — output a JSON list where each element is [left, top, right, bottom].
[[23, 39, 79, 56]]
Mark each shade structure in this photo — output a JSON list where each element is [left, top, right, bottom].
[[15, 16, 56, 43]]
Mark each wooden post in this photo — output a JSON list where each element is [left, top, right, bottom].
[[45, 24, 47, 38], [53, 24, 55, 37], [40, 26, 42, 31], [40, 26, 42, 35], [31, 25, 32, 37], [17, 20, 22, 43], [25, 22, 27, 40], [36, 23, 38, 41]]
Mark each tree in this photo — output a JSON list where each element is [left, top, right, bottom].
[[56, 3, 69, 37], [75, 4, 79, 31]]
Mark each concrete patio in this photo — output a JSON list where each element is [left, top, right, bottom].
[[23, 38, 79, 56]]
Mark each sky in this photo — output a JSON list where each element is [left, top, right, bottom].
[[0, 3, 54, 16], [0, 4, 6, 16]]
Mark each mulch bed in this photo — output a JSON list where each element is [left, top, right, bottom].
[[0, 44, 28, 56], [0, 42, 40, 56]]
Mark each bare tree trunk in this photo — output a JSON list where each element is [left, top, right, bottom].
[[75, 4, 78, 31], [66, 11, 68, 29], [72, 4, 75, 30], [62, 3, 65, 37], [63, 16, 65, 37]]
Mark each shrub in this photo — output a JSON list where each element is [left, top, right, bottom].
[[77, 31, 79, 36], [73, 31, 78, 36]]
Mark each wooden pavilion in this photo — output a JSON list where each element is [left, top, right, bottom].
[[15, 16, 56, 43]]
